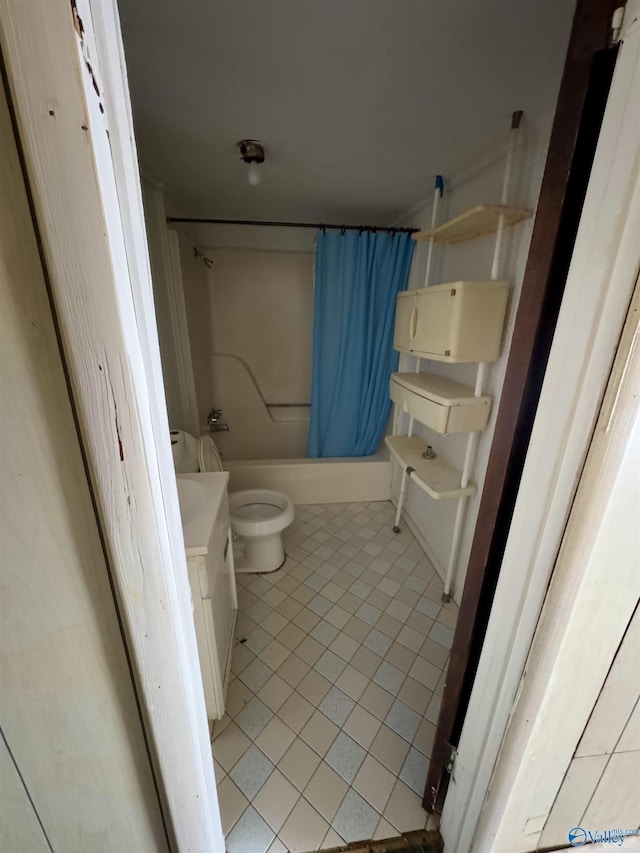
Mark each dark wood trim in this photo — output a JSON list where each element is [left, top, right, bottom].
[[423, 0, 621, 813]]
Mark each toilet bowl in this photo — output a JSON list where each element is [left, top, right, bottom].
[[170, 430, 295, 574]]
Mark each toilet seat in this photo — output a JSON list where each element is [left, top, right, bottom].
[[229, 489, 295, 539]]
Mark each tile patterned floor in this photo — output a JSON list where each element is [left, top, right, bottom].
[[212, 501, 456, 853]]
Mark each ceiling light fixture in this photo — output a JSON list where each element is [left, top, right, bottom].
[[238, 139, 265, 186]]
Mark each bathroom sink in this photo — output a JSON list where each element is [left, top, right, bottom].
[[175, 473, 230, 556], [176, 476, 204, 525]]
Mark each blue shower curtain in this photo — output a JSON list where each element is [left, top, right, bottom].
[[307, 229, 415, 458]]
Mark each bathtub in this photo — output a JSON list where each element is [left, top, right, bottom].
[[225, 447, 391, 505]]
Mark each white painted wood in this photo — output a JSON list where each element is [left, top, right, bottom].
[[540, 754, 609, 848], [0, 80, 167, 850], [394, 281, 510, 363], [582, 750, 640, 830], [617, 701, 640, 752], [0, 736, 51, 853], [0, 2, 224, 849], [576, 609, 640, 758], [441, 7, 640, 848]]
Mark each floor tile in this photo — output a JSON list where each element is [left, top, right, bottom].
[[383, 778, 428, 834], [385, 641, 416, 674], [244, 625, 273, 655], [300, 709, 339, 757], [343, 616, 371, 642], [278, 691, 315, 733], [329, 632, 360, 662], [418, 637, 450, 669], [351, 645, 383, 678], [310, 619, 340, 646], [278, 622, 307, 650], [291, 584, 316, 606], [399, 746, 429, 795], [407, 611, 434, 635], [279, 738, 321, 791], [308, 594, 333, 617], [370, 725, 411, 775], [376, 613, 403, 640], [398, 677, 433, 715], [234, 696, 273, 739], [408, 656, 441, 691], [226, 677, 254, 717], [297, 669, 332, 706], [253, 768, 300, 832], [297, 635, 325, 666], [231, 642, 255, 676], [343, 704, 382, 750], [364, 628, 393, 657], [429, 621, 455, 649], [385, 599, 411, 623], [335, 665, 369, 701], [277, 653, 310, 688], [413, 717, 437, 758], [226, 805, 275, 853], [279, 798, 329, 853], [396, 625, 424, 653], [229, 744, 274, 800], [319, 686, 355, 726], [211, 721, 251, 772], [353, 754, 396, 813], [260, 638, 291, 671], [217, 775, 248, 835], [332, 788, 379, 843], [325, 603, 352, 628], [320, 828, 346, 849], [238, 657, 274, 692], [255, 716, 296, 764], [373, 660, 405, 694], [360, 682, 395, 721], [267, 839, 287, 853], [258, 672, 294, 713], [416, 597, 441, 620], [315, 649, 347, 681], [373, 816, 399, 840], [303, 762, 348, 823], [356, 602, 382, 626], [325, 732, 366, 783], [292, 606, 321, 633], [385, 700, 421, 743]]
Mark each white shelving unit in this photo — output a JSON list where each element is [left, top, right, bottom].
[[389, 111, 532, 601]]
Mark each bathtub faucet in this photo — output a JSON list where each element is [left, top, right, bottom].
[[208, 408, 230, 432]]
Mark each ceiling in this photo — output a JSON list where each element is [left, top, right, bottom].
[[118, 0, 575, 225]]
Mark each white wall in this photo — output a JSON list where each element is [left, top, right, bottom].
[[393, 118, 553, 600], [177, 222, 315, 459]]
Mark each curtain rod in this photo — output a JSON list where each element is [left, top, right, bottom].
[[166, 216, 417, 234]]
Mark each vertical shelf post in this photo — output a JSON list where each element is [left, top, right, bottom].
[[442, 111, 522, 602]]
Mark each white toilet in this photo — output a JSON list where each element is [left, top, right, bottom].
[[171, 430, 295, 574]]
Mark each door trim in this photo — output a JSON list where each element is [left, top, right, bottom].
[[0, 1, 224, 849]]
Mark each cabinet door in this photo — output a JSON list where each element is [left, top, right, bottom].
[[413, 288, 455, 358], [394, 291, 417, 352]]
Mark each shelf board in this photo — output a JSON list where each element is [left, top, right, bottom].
[[385, 435, 476, 500], [412, 204, 532, 245], [392, 372, 490, 408]]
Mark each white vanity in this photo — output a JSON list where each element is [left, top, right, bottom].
[[176, 472, 237, 721]]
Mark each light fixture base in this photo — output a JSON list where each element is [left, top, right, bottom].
[[238, 139, 265, 164]]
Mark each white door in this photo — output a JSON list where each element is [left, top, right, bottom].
[[0, 79, 168, 852]]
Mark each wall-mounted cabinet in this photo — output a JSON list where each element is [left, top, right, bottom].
[[394, 280, 509, 363], [390, 372, 491, 435]]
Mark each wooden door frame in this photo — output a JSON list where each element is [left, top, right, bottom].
[[0, 2, 224, 849], [425, 0, 622, 815]]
